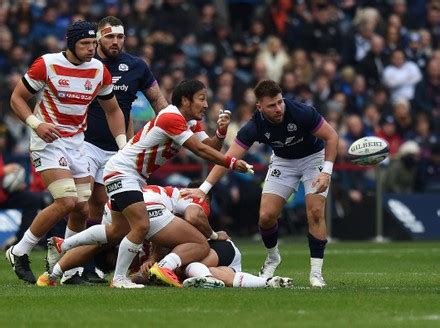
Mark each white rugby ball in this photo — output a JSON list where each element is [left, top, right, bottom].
[[2, 165, 26, 193], [348, 136, 389, 165]]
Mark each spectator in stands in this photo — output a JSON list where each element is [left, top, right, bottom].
[[383, 141, 421, 193], [256, 35, 289, 83], [358, 34, 388, 88], [382, 49, 422, 101], [347, 74, 368, 115], [375, 114, 403, 158], [287, 48, 313, 85], [393, 99, 414, 137], [413, 57, 440, 129], [342, 114, 372, 145]]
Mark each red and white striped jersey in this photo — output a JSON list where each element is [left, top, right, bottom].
[[24, 52, 113, 148], [104, 105, 208, 180], [103, 185, 210, 222]]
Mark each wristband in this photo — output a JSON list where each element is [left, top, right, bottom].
[[216, 128, 226, 139], [115, 134, 127, 149], [199, 181, 213, 194], [210, 231, 218, 240], [25, 115, 42, 130], [225, 156, 237, 169], [322, 161, 333, 175]]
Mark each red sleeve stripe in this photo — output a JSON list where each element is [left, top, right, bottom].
[[27, 57, 47, 81], [156, 113, 187, 135], [51, 64, 98, 79]]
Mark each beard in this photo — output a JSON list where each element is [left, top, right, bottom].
[[100, 44, 121, 59]]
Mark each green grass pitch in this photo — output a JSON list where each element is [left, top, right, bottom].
[[1, 240, 439, 328]]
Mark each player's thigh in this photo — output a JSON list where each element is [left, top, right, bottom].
[[150, 217, 207, 249], [90, 182, 108, 208]]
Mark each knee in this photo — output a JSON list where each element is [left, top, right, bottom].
[[54, 197, 77, 214], [307, 205, 324, 225], [131, 218, 150, 236], [74, 201, 89, 220], [259, 209, 278, 227], [198, 239, 210, 257]]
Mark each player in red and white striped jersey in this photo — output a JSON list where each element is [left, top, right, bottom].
[[5, 21, 126, 284], [100, 79, 253, 288]]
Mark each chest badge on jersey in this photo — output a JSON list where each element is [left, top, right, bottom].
[[287, 123, 297, 132], [118, 63, 129, 71], [84, 80, 92, 91]]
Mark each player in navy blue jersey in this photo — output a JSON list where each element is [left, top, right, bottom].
[[182, 80, 339, 287], [63, 16, 169, 284]]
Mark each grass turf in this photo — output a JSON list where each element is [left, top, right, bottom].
[[1, 240, 439, 328]]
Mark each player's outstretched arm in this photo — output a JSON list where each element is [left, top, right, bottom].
[[180, 141, 250, 199], [99, 96, 127, 149], [183, 135, 251, 173]]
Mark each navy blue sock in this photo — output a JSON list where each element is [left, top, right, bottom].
[[259, 223, 279, 249], [308, 233, 327, 259]]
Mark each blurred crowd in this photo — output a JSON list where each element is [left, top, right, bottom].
[[0, 0, 439, 237]]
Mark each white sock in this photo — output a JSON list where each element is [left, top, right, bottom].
[[233, 272, 267, 288], [61, 225, 107, 252], [64, 227, 77, 239], [114, 237, 142, 277], [311, 258, 323, 274], [158, 253, 182, 271], [50, 263, 64, 280], [12, 229, 40, 256], [185, 262, 211, 278], [267, 244, 280, 259]]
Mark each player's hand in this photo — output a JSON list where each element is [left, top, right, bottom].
[[216, 109, 231, 136], [180, 188, 207, 201], [140, 259, 155, 277], [312, 172, 331, 194], [232, 159, 254, 175], [216, 231, 230, 241], [35, 123, 61, 143]]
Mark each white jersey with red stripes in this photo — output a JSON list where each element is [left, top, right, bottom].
[[102, 185, 209, 224], [24, 52, 113, 150], [104, 105, 208, 181]]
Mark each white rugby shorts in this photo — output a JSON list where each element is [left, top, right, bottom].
[[30, 139, 90, 178], [84, 141, 116, 184], [262, 149, 328, 200], [101, 202, 173, 240]]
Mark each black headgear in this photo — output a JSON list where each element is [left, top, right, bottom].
[[66, 20, 96, 54]]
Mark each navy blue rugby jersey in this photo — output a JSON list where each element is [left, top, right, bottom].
[[85, 52, 156, 151], [236, 98, 325, 159]]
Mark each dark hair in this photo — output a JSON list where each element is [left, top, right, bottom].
[[98, 16, 123, 30], [254, 79, 282, 100], [171, 79, 206, 107]]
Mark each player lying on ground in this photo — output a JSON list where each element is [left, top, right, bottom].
[[138, 238, 293, 289], [38, 185, 226, 288]]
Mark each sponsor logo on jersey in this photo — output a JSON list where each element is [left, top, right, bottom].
[[58, 79, 70, 87], [57, 91, 93, 101], [106, 180, 123, 193], [287, 123, 297, 132], [113, 84, 128, 91], [271, 137, 303, 148], [112, 76, 121, 84], [33, 158, 42, 168], [118, 63, 129, 71], [59, 157, 68, 167], [84, 80, 93, 91], [270, 168, 281, 178], [264, 132, 270, 139]]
